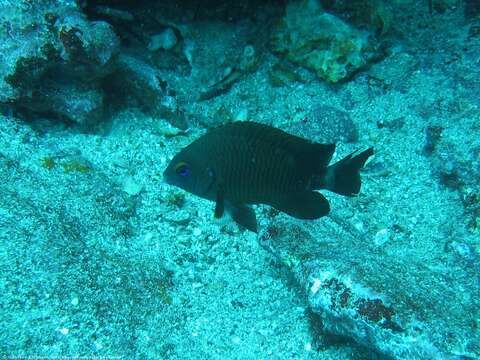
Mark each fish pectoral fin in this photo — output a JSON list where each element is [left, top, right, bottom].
[[214, 188, 225, 218], [271, 192, 330, 219], [228, 203, 258, 233]]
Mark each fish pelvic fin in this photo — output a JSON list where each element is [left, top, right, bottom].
[[214, 186, 225, 218], [317, 147, 374, 196]]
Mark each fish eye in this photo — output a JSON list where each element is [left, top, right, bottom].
[[175, 162, 190, 177]]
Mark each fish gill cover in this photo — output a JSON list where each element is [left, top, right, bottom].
[[0, 0, 479, 359]]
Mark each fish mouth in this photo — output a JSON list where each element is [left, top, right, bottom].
[[163, 170, 172, 185]]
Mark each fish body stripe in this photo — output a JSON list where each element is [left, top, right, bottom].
[[208, 133, 270, 203], [164, 121, 373, 233], [173, 122, 327, 205]]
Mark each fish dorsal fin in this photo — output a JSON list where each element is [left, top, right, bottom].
[[231, 121, 335, 173], [210, 121, 335, 176], [264, 128, 335, 174]]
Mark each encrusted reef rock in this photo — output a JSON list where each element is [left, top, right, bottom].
[[259, 218, 479, 359], [0, 1, 119, 126], [107, 54, 188, 129], [287, 104, 358, 143], [0, 0, 277, 128], [271, 0, 382, 83], [320, 0, 394, 36], [179, 18, 266, 103], [424, 114, 480, 236]]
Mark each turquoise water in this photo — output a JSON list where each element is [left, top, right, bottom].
[[0, 1, 479, 359]]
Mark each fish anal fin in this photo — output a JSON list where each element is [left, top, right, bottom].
[[271, 192, 330, 219], [228, 203, 257, 233]]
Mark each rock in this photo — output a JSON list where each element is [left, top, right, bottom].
[[373, 228, 390, 246], [268, 61, 314, 87], [122, 176, 143, 196], [258, 219, 479, 359], [148, 28, 178, 51], [110, 54, 187, 129], [238, 45, 258, 73], [179, 18, 264, 101], [288, 104, 358, 143], [197, 43, 261, 102], [367, 51, 419, 90], [233, 107, 249, 122], [56, 16, 120, 69], [321, 0, 394, 36], [113, 54, 165, 110], [48, 82, 104, 126], [164, 209, 191, 226], [271, 1, 381, 83], [0, 1, 119, 126], [152, 118, 185, 137], [89, 6, 135, 22]]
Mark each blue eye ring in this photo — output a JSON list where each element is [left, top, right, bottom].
[[175, 162, 190, 177]]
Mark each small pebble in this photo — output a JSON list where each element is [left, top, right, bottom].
[[164, 210, 191, 225], [148, 28, 177, 51], [58, 327, 69, 335], [122, 176, 143, 196], [310, 278, 321, 294], [234, 108, 249, 122], [374, 228, 390, 246], [354, 221, 365, 232]]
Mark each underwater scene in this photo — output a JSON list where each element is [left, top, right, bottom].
[[1, 0, 479, 359]]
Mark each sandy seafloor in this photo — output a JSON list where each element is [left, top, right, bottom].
[[0, 3, 479, 360]]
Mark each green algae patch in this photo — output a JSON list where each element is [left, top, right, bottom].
[[41, 156, 56, 170], [40, 156, 92, 174], [61, 160, 91, 174], [166, 192, 185, 208], [158, 282, 173, 305]]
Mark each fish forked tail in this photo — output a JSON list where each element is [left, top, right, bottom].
[[318, 147, 374, 196]]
